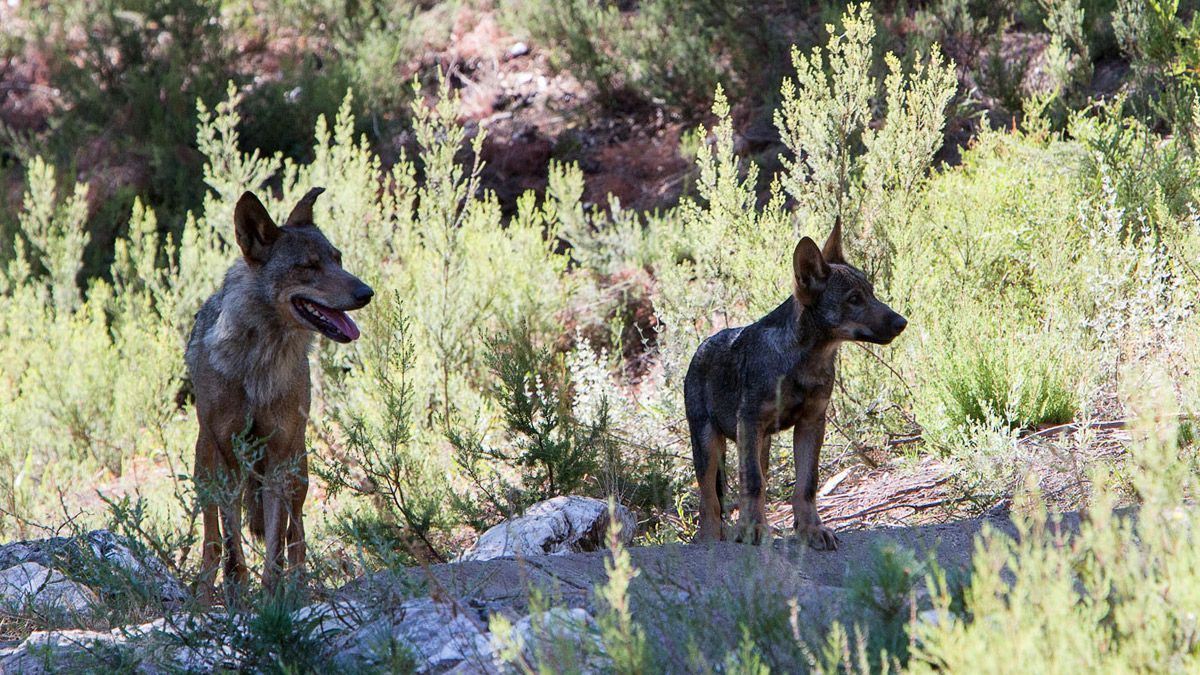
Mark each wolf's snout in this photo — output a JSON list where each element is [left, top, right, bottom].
[[352, 283, 374, 307], [890, 313, 907, 335]]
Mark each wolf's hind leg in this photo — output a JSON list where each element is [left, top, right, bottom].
[[692, 421, 727, 542], [198, 503, 221, 604]]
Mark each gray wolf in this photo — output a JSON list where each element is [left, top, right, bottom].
[[186, 187, 373, 599], [684, 221, 907, 547]]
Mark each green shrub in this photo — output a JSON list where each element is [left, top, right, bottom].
[[450, 322, 608, 524], [774, 3, 957, 282], [268, 0, 458, 112], [317, 293, 455, 564], [5, 0, 230, 266], [845, 542, 926, 668], [502, 0, 789, 110], [912, 389, 1200, 672], [1114, 0, 1200, 141], [938, 327, 1081, 431]]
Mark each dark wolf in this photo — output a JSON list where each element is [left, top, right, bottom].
[[186, 188, 373, 600], [684, 222, 907, 547]]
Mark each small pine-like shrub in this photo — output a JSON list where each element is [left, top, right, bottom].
[[938, 330, 1081, 432]]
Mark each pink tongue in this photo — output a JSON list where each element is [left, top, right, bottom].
[[323, 307, 360, 340]]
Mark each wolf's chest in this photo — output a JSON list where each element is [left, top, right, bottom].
[[757, 370, 834, 433], [240, 349, 311, 409], [205, 323, 313, 409]]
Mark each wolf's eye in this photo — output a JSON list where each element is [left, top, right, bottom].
[[301, 259, 321, 271], [848, 291, 864, 305]]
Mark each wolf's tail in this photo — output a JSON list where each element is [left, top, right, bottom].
[[244, 457, 266, 540]]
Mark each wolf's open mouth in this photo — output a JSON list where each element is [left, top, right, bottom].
[[292, 297, 361, 343]]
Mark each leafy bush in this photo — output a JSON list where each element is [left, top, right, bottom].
[[1113, 0, 1200, 140], [269, 0, 458, 111], [775, 3, 957, 283], [845, 542, 927, 667], [449, 322, 609, 525], [3, 0, 230, 266]]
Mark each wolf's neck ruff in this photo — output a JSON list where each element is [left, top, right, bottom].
[[204, 263, 313, 408]]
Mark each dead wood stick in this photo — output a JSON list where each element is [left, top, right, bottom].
[[824, 496, 967, 524]]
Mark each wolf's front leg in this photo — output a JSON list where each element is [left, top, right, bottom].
[[286, 452, 309, 571], [261, 486, 287, 591], [792, 421, 838, 550], [734, 416, 769, 545]]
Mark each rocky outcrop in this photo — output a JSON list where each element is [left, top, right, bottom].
[[0, 529, 187, 606], [458, 496, 637, 562], [0, 508, 1058, 673], [506, 607, 609, 673]]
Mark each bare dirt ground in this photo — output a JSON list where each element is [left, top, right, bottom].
[[350, 509, 1091, 625]]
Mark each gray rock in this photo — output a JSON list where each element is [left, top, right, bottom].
[[0, 530, 187, 604], [0, 613, 247, 674], [0, 626, 125, 674], [293, 599, 368, 640], [333, 598, 498, 673], [459, 496, 636, 562], [506, 607, 609, 673], [0, 562, 98, 616]]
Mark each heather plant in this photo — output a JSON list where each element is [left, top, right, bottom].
[[911, 375, 1200, 673], [449, 322, 607, 525], [594, 506, 648, 674], [1039, 0, 1095, 112], [552, 162, 671, 275], [1113, 0, 1200, 141], [567, 337, 677, 511], [1, 0, 232, 274], [774, 3, 957, 283], [316, 293, 454, 565], [0, 158, 178, 478]]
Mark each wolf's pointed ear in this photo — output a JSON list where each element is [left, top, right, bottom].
[[793, 237, 829, 305], [822, 216, 845, 265], [284, 187, 326, 228], [234, 191, 280, 265]]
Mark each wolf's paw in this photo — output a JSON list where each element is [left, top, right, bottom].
[[795, 524, 839, 551], [733, 522, 769, 545]]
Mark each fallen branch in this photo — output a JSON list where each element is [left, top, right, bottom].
[[821, 473, 951, 505], [824, 495, 967, 524], [1021, 419, 1129, 442]]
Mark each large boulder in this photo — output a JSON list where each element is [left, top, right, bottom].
[[458, 496, 636, 562], [0, 615, 198, 674], [0, 562, 98, 616]]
